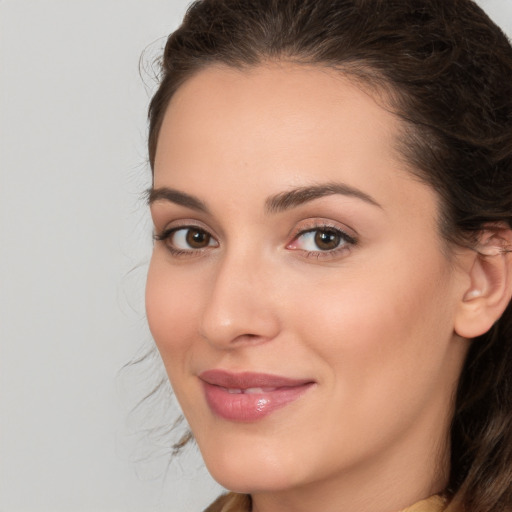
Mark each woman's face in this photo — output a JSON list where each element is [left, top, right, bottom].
[[146, 64, 469, 506]]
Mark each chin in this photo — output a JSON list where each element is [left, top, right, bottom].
[[207, 466, 299, 495], [198, 437, 303, 494]]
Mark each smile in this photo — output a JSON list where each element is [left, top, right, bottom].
[[199, 370, 315, 422]]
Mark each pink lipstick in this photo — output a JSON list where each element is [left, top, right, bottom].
[[199, 370, 314, 422]]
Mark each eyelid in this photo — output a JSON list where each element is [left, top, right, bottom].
[[154, 220, 220, 255], [153, 217, 357, 260], [154, 225, 217, 244], [154, 218, 218, 239], [286, 219, 358, 258], [289, 218, 358, 241]]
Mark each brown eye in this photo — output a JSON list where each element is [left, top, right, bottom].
[[287, 225, 356, 255], [156, 226, 218, 252], [314, 230, 342, 251], [184, 228, 212, 248]]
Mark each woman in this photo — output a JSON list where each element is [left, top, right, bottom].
[[144, 1, 512, 511]]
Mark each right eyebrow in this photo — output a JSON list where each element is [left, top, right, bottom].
[[147, 187, 210, 213]]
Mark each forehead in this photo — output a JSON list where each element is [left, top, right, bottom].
[[153, 62, 437, 225], [157, 63, 400, 159]]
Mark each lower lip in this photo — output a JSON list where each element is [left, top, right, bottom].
[[202, 382, 314, 422]]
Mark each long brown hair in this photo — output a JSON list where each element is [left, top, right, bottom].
[[147, 1, 512, 510]]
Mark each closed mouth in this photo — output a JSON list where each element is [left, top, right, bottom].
[[199, 369, 315, 422]]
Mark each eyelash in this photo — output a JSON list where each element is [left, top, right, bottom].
[[154, 222, 357, 260], [287, 222, 357, 259], [154, 225, 218, 257]]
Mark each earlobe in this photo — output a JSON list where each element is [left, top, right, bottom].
[[455, 226, 512, 339]]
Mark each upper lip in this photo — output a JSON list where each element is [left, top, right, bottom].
[[199, 369, 314, 389]]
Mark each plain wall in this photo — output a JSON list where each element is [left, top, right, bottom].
[[0, 1, 510, 511]]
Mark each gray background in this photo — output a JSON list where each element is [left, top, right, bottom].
[[0, 1, 510, 511]]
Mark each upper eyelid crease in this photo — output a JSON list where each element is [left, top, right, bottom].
[[293, 226, 357, 245]]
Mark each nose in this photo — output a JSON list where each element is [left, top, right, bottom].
[[199, 251, 281, 349]]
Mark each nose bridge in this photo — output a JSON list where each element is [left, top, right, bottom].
[[199, 244, 280, 348]]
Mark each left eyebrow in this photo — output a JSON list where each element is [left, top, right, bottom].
[[265, 182, 382, 213]]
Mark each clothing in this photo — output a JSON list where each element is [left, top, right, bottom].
[[203, 493, 250, 512], [398, 495, 446, 512], [204, 492, 447, 512]]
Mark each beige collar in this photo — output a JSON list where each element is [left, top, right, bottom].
[[398, 495, 447, 512], [208, 493, 447, 512]]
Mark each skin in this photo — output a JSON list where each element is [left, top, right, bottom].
[[146, 63, 472, 512]]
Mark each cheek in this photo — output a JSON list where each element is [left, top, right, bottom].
[[287, 248, 456, 391], [274, 255, 459, 470], [146, 255, 214, 429], [145, 255, 201, 361]]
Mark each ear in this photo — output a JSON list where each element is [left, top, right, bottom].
[[454, 225, 512, 339]]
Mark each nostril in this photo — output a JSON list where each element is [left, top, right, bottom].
[[229, 333, 265, 345]]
